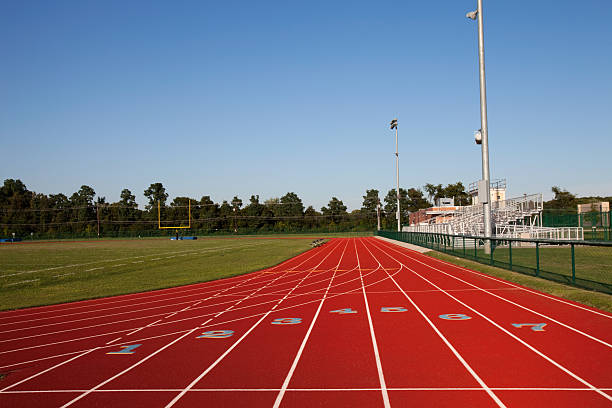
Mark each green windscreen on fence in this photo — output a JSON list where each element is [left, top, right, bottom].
[[377, 230, 612, 295]]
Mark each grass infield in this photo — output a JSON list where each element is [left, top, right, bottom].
[[425, 251, 612, 313], [0, 237, 320, 311]]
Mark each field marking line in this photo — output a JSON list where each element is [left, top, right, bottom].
[[354, 238, 391, 408], [377, 238, 612, 320], [53, 273, 75, 278], [0, 347, 100, 393], [369, 239, 612, 404], [164, 239, 345, 408], [273, 239, 350, 408], [360, 238, 508, 408], [3, 279, 40, 287], [373, 239, 612, 348], [84, 267, 104, 272], [105, 337, 122, 345]]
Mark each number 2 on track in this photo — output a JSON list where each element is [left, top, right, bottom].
[[272, 318, 302, 325], [512, 323, 547, 332], [197, 330, 234, 338], [107, 344, 142, 355]]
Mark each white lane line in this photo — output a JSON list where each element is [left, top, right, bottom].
[[381, 239, 612, 319], [355, 238, 390, 408], [373, 240, 612, 348], [273, 239, 350, 408], [4, 387, 612, 393], [105, 337, 122, 345], [164, 239, 345, 408], [0, 348, 100, 392], [370, 239, 612, 404], [361, 238, 507, 408]]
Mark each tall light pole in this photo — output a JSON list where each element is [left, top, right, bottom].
[[467, 0, 493, 251], [390, 118, 400, 232]]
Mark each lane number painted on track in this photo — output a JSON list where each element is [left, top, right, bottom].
[[512, 323, 547, 332], [330, 308, 357, 314], [381, 307, 408, 313], [107, 344, 142, 355], [439, 314, 472, 320], [197, 330, 235, 338], [272, 318, 302, 325]]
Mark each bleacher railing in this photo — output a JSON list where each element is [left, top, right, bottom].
[[377, 230, 612, 295]]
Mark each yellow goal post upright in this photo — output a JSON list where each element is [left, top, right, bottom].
[[158, 200, 191, 229]]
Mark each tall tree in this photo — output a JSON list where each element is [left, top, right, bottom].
[[548, 186, 577, 209], [406, 188, 431, 212], [144, 183, 168, 210], [321, 197, 347, 224]]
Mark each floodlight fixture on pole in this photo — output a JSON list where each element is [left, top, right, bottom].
[[390, 118, 401, 232], [467, 0, 493, 252]]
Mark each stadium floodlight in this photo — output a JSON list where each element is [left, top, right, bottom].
[[474, 129, 482, 144], [468, 0, 493, 253], [390, 118, 400, 232]]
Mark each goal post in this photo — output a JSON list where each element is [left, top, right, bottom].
[[158, 200, 191, 229]]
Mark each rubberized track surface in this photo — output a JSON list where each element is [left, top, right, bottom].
[[1, 237, 611, 407]]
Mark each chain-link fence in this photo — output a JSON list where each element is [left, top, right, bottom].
[[377, 230, 612, 295]]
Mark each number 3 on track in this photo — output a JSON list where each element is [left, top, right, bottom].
[[272, 318, 302, 325]]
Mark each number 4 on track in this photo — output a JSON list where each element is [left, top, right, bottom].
[[330, 308, 357, 314], [512, 323, 547, 332]]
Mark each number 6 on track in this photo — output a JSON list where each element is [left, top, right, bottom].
[[272, 318, 302, 325]]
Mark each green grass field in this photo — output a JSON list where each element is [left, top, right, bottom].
[[0, 237, 316, 311]]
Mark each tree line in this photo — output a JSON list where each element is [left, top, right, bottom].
[[0, 179, 473, 238]]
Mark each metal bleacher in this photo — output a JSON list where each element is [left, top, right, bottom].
[[404, 193, 583, 241]]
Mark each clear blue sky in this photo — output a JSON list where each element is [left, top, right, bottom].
[[1, 0, 611, 211]]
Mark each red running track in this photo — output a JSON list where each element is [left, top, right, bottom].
[[0, 237, 611, 407]]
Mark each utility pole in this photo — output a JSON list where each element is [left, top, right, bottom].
[[376, 198, 381, 231], [467, 0, 492, 253], [96, 204, 100, 238], [390, 118, 400, 232]]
